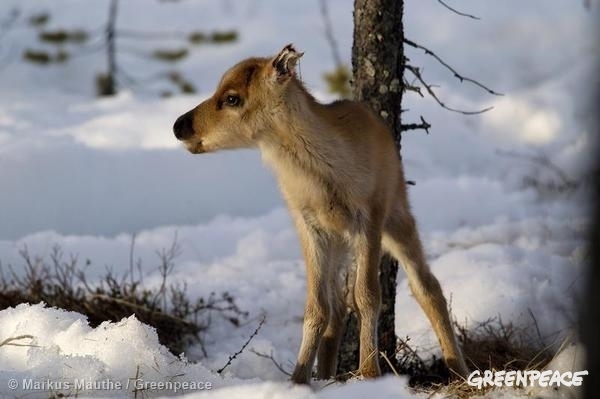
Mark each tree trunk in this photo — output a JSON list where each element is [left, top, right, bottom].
[[583, 183, 600, 399], [338, 0, 404, 375], [99, 0, 118, 96], [583, 80, 600, 399]]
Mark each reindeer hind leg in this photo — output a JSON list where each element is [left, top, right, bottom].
[[382, 206, 468, 378]]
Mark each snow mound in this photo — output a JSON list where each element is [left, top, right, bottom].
[[0, 303, 219, 397]]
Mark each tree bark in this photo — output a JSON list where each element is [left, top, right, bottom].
[[338, 0, 404, 375], [583, 177, 600, 399], [583, 67, 600, 399]]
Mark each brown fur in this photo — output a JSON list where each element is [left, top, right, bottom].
[[173, 44, 468, 384]]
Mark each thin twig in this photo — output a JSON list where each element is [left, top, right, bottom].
[[437, 0, 480, 20], [527, 308, 544, 348], [0, 335, 36, 348], [91, 294, 196, 327], [379, 351, 400, 376], [154, 232, 180, 311], [401, 115, 431, 133], [403, 80, 423, 96], [131, 364, 141, 399], [217, 314, 266, 374], [129, 233, 137, 287], [406, 65, 493, 115], [318, 0, 343, 68], [250, 349, 292, 376], [404, 38, 502, 96]]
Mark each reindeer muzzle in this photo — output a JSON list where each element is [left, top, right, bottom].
[[173, 111, 195, 140]]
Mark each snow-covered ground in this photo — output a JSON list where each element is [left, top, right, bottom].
[[0, 0, 596, 398]]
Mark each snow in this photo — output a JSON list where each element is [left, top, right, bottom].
[[0, 0, 596, 398], [0, 303, 219, 397], [526, 342, 586, 399], [0, 304, 418, 397]]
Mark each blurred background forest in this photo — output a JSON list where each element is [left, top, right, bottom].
[[0, 0, 350, 98]]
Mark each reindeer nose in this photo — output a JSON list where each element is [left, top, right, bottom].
[[173, 112, 194, 140]]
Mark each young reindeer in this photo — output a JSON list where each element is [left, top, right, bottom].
[[173, 45, 468, 384]]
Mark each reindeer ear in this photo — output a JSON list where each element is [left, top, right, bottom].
[[271, 44, 304, 82]]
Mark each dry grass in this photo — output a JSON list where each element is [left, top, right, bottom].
[[0, 243, 247, 356], [458, 316, 553, 372], [391, 316, 556, 398]]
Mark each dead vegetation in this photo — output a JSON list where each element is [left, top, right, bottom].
[[0, 242, 247, 356], [391, 315, 556, 398]]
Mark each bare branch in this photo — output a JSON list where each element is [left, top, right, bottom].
[[402, 77, 423, 96], [527, 307, 545, 348], [437, 0, 480, 20], [405, 65, 493, 115], [401, 116, 431, 133], [318, 0, 343, 68], [404, 38, 503, 96], [250, 349, 292, 376], [217, 314, 266, 374], [154, 231, 180, 310], [129, 232, 137, 287]]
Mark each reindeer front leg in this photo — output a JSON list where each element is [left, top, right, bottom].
[[316, 235, 347, 379], [291, 212, 332, 384]]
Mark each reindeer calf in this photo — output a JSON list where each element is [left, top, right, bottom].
[[173, 45, 468, 384]]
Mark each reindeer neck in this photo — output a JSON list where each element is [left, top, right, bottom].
[[259, 80, 337, 178]]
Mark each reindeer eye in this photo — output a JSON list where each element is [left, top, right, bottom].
[[224, 94, 241, 107]]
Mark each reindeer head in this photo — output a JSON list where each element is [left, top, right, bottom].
[[173, 44, 304, 153]]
